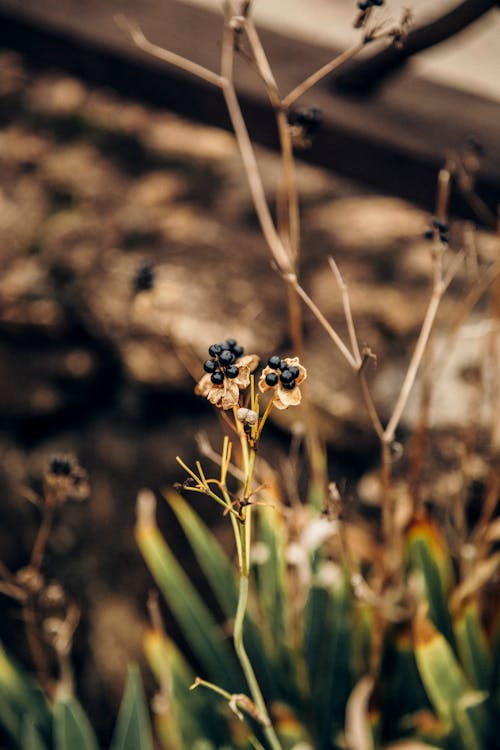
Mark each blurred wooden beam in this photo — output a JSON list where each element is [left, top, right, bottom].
[[0, 0, 498, 221]]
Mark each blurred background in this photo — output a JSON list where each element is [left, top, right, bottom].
[[0, 0, 499, 744]]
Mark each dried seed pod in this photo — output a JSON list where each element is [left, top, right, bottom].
[[236, 407, 258, 426]]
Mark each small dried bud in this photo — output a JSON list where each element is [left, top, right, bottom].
[[16, 566, 44, 595], [236, 407, 258, 426], [45, 454, 89, 505]]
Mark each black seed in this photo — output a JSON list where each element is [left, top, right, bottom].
[[288, 365, 300, 378], [232, 344, 244, 358], [226, 338, 237, 348], [225, 365, 239, 379], [280, 369, 294, 384], [373, 0, 384, 6], [203, 359, 218, 373], [288, 107, 322, 137], [265, 372, 279, 387], [432, 218, 448, 233], [424, 228, 434, 240], [50, 455, 72, 476], [282, 380, 296, 390], [219, 342, 231, 351], [268, 355, 281, 369], [278, 359, 288, 371], [220, 349, 236, 365], [133, 262, 154, 293], [357, 0, 370, 8], [211, 371, 224, 385], [209, 344, 221, 357]]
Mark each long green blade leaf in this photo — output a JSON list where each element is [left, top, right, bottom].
[[21, 716, 48, 750], [413, 607, 486, 750], [110, 665, 153, 750], [136, 490, 240, 690], [165, 490, 238, 617], [54, 696, 99, 750]]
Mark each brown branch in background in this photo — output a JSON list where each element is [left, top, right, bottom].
[[333, 0, 498, 92]]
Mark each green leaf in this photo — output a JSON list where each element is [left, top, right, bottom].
[[136, 490, 240, 690], [110, 665, 153, 750], [54, 695, 99, 750], [165, 490, 238, 618], [303, 570, 354, 749], [144, 629, 228, 749], [407, 519, 455, 646], [21, 715, 48, 750], [453, 602, 491, 692], [413, 607, 486, 750], [0, 643, 51, 743], [165, 491, 273, 699]]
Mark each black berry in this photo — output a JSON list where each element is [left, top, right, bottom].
[[220, 349, 236, 366], [232, 344, 244, 358], [50, 455, 72, 476], [265, 372, 279, 387], [209, 344, 221, 357], [268, 355, 281, 369], [288, 365, 300, 379], [133, 262, 154, 293], [281, 379, 296, 390], [288, 108, 322, 138], [203, 359, 218, 373], [211, 371, 224, 385], [432, 218, 448, 233], [225, 365, 239, 379], [280, 369, 294, 384]]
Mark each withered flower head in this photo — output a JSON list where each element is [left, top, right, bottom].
[[45, 453, 90, 505], [258, 355, 307, 410], [196, 339, 259, 410]]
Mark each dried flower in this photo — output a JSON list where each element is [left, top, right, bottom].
[[196, 339, 259, 410], [44, 453, 90, 506], [258, 355, 307, 409]]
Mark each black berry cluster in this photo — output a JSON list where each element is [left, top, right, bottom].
[[358, 0, 383, 9], [204, 339, 244, 384], [288, 108, 322, 139], [49, 455, 73, 477], [424, 218, 448, 244], [265, 356, 300, 391], [133, 261, 154, 293]]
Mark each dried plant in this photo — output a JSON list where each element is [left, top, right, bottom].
[[2, 2, 500, 750]]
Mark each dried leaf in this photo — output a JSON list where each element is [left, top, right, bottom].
[[345, 675, 374, 750]]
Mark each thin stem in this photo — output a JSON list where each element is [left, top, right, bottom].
[[116, 15, 223, 88], [291, 278, 358, 369], [30, 504, 55, 571], [234, 574, 283, 750], [220, 23, 292, 274], [359, 371, 385, 441], [283, 41, 365, 108], [328, 256, 361, 365], [383, 275, 444, 444]]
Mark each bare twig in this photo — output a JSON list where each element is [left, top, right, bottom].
[[115, 15, 224, 88], [383, 249, 450, 444], [290, 278, 358, 370], [283, 41, 365, 109]]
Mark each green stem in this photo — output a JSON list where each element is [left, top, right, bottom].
[[234, 573, 283, 750]]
